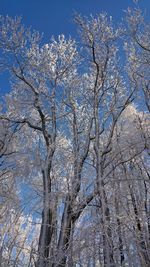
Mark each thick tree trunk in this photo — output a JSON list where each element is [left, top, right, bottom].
[[102, 195, 115, 267], [55, 196, 72, 267], [37, 207, 53, 267], [37, 160, 53, 267]]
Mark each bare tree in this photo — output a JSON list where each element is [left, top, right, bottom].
[[0, 8, 149, 267]]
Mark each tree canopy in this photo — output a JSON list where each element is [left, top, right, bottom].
[[0, 6, 150, 267]]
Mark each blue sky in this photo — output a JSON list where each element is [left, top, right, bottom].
[[0, 0, 149, 95], [0, 0, 150, 42]]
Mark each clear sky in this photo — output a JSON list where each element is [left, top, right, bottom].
[[0, 0, 150, 42], [0, 0, 149, 94]]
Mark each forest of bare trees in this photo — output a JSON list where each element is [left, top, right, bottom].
[[0, 6, 150, 267]]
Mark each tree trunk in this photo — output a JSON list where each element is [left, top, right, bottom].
[[37, 162, 53, 267], [129, 184, 150, 266], [114, 196, 125, 265], [55, 195, 73, 267]]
